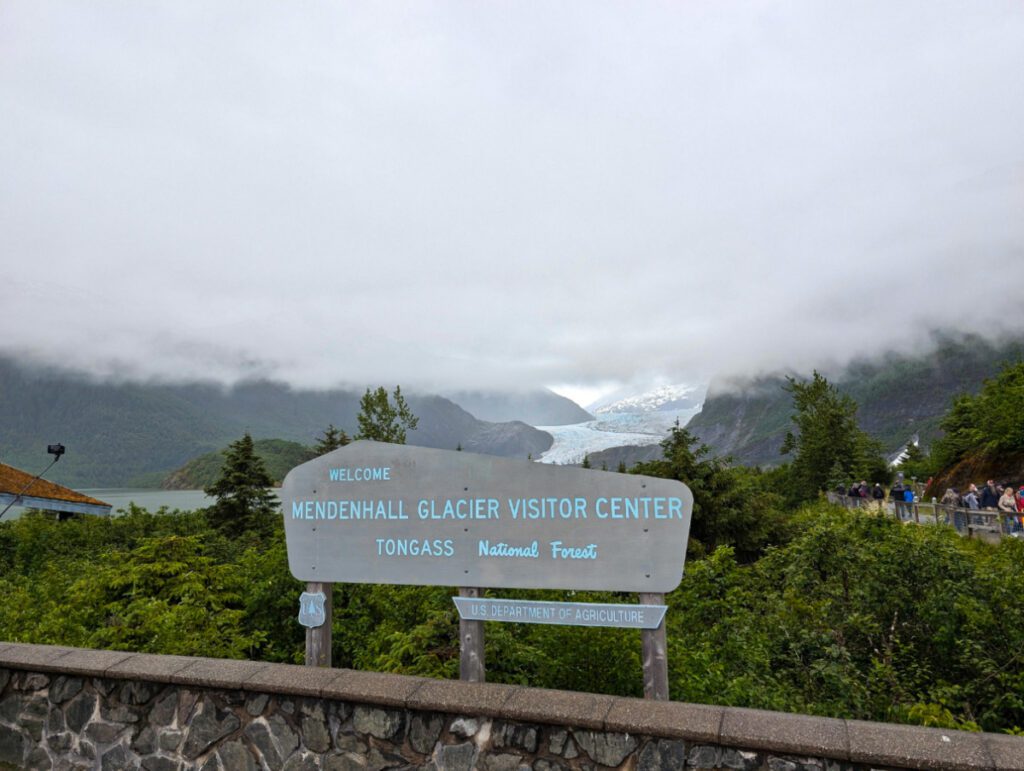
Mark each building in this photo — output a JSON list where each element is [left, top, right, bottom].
[[0, 462, 112, 517]]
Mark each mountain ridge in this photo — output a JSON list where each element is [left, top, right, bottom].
[[444, 389, 593, 426], [0, 357, 554, 487], [686, 334, 1024, 467]]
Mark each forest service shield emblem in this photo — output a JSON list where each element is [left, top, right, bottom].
[[298, 591, 327, 628]]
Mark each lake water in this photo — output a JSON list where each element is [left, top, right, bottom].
[[3, 488, 215, 519]]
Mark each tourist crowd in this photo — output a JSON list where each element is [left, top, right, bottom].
[[837, 477, 1024, 534]]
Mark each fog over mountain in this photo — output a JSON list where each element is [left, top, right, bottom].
[[444, 390, 593, 427], [2, 3, 1023, 395], [0, 356, 555, 486]]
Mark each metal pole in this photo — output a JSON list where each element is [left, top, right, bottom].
[[0, 455, 61, 521], [304, 581, 333, 667], [639, 591, 669, 700], [459, 587, 485, 682]]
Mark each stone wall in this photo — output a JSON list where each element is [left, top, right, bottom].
[[1, 642, 1021, 770]]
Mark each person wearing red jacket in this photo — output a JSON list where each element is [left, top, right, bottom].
[[1015, 486, 1024, 534]]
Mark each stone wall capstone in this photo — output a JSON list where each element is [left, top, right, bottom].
[[1, 642, 1021, 771]]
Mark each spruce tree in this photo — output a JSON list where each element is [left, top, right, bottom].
[[355, 386, 419, 444], [314, 424, 350, 455], [780, 371, 884, 503], [204, 433, 278, 538], [631, 421, 748, 556]]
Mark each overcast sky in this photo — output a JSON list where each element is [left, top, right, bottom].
[[2, 2, 1023, 403]]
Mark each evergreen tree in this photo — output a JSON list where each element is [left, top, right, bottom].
[[969, 359, 1024, 455], [314, 424, 350, 456], [581, 454, 591, 469], [780, 371, 884, 503], [931, 360, 1024, 471], [633, 421, 784, 560], [204, 433, 278, 538], [898, 441, 933, 481], [355, 386, 419, 444], [930, 394, 980, 471], [617, 460, 627, 473], [600, 461, 608, 471]]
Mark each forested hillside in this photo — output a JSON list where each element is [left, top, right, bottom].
[[687, 335, 1024, 466], [161, 439, 316, 489], [922, 358, 1024, 493], [0, 358, 552, 487]]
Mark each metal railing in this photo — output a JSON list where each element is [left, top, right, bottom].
[[825, 492, 1024, 542]]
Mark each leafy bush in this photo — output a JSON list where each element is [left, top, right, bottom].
[[2, 502, 1022, 732], [666, 506, 1024, 731]]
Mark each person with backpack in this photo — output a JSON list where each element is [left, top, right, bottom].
[[980, 479, 1000, 510], [890, 479, 906, 519], [872, 483, 885, 512], [847, 482, 861, 508]]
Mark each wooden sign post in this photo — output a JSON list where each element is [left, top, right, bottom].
[[639, 591, 669, 700], [458, 587, 485, 682], [302, 581, 332, 667]]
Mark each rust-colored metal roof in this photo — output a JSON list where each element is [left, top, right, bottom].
[[0, 462, 110, 508]]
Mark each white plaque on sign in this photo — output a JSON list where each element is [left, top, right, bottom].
[[453, 597, 668, 629], [281, 441, 693, 592]]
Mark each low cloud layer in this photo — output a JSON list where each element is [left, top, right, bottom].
[[3, 2, 1023, 396]]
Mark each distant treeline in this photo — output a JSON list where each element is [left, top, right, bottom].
[[162, 438, 315, 489]]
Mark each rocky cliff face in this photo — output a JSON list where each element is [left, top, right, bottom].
[[926, 449, 1024, 498], [444, 389, 593, 426], [685, 378, 793, 466], [582, 443, 665, 470], [405, 395, 552, 457]]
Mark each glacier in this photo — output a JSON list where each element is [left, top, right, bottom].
[[536, 405, 703, 466], [536, 381, 705, 465]]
